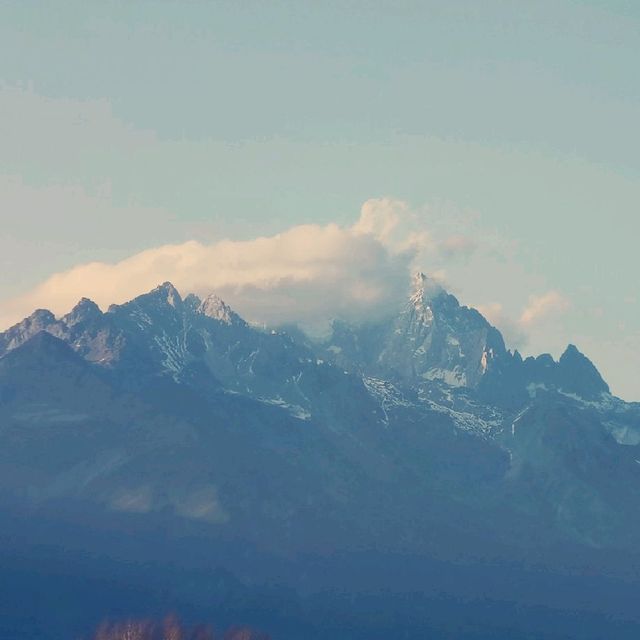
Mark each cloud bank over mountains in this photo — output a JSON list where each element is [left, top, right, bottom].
[[0, 199, 421, 332], [0, 198, 568, 344]]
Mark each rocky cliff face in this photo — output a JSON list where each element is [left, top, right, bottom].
[[322, 272, 609, 406], [375, 272, 508, 387]]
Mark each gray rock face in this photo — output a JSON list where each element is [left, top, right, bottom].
[[198, 293, 246, 326], [376, 272, 508, 387], [323, 272, 610, 405], [62, 297, 103, 327], [0, 308, 57, 353], [557, 343, 610, 397]]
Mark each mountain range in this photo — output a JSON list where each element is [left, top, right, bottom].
[[2, 272, 640, 638]]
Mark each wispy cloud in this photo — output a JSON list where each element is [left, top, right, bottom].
[[519, 290, 570, 327], [475, 290, 571, 352], [439, 234, 477, 259]]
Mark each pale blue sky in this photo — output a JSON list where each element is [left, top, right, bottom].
[[0, 1, 639, 398]]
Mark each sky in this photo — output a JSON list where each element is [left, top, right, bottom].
[[0, 1, 639, 398]]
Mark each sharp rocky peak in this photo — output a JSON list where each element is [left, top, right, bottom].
[[198, 293, 245, 326], [0, 307, 59, 358], [1, 308, 57, 346], [26, 308, 57, 327], [560, 344, 585, 360], [410, 272, 446, 307], [63, 297, 102, 327], [558, 343, 610, 397], [183, 293, 202, 312], [108, 282, 183, 314], [150, 281, 182, 307]]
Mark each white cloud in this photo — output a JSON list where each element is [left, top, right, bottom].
[[519, 290, 570, 327], [474, 291, 570, 351], [0, 199, 438, 332], [353, 197, 434, 255], [352, 197, 405, 242]]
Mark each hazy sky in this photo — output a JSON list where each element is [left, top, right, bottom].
[[1, 1, 639, 398]]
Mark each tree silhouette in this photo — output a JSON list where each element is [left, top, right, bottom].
[[190, 624, 215, 640], [224, 627, 271, 640], [92, 619, 154, 640], [90, 616, 268, 640], [162, 615, 184, 640]]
